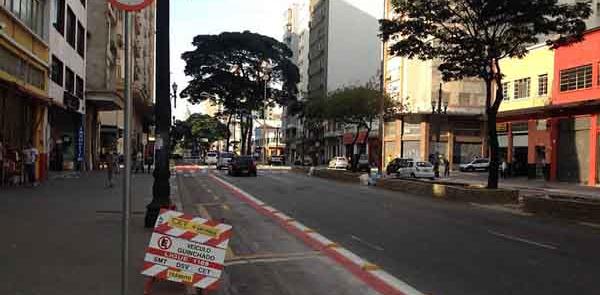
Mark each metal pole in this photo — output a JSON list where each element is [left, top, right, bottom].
[[121, 11, 132, 295], [263, 79, 267, 163]]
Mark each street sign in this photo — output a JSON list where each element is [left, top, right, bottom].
[[109, 0, 154, 11], [142, 209, 232, 290]]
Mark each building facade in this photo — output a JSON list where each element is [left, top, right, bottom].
[[282, 1, 310, 163], [382, 0, 486, 168], [85, 1, 155, 168], [308, 0, 383, 164], [48, 0, 86, 172], [0, 0, 50, 181]]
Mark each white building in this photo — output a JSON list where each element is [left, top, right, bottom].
[[308, 0, 383, 163], [48, 0, 87, 171]]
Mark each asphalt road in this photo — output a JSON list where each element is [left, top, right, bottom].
[[210, 169, 600, 295]]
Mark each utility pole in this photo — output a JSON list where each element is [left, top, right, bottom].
[[121, 10, 132, 295], [145, 0, 172, 228]]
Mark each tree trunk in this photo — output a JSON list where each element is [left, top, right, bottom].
[[146, 0, 171, 228], [225, 114, 232, 152], [240, 114, 247, 155], [350, 125, 361, 171], [485, 78, 500, 189]]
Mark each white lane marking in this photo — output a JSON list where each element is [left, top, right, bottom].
[[470, 203, 533, 217], [487, 230, 558, 250], [210, 173, 425, 295], [351, 235, 385, 251]]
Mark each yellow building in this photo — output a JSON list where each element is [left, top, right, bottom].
[[497, 44, 554, 178], [0, 1, 50, 182], [499, 44, 554, 112]]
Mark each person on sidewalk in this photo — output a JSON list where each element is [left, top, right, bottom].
[[135, 151, 144, 173], [501, 159, 508, 179], [443, 157, 450, 177], [23, 142, 38, 187], [106, 151, 115, 188]]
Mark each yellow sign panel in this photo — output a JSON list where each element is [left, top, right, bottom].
[[168, 217, 221, 238], [167, 269, 193, 283]]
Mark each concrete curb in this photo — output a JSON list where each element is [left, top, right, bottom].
[[209, 173, 425, 295]]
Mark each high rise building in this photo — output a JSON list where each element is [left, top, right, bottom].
[[47, 0, 87, 172], [308, 0, 384, 164]]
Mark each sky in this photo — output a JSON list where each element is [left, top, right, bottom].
[[170, 0, 296, 120]]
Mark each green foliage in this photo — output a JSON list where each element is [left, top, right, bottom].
[[180, 31, 300, 115], [380, 0, 591, 188], [170, 114, 228, 148]]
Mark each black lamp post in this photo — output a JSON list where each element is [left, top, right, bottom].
[[172, 82, 178, 109]]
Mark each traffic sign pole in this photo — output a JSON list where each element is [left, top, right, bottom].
[[122, 10, 132, 295]]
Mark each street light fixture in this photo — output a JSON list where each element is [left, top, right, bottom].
[[171, 82, 178, 109]]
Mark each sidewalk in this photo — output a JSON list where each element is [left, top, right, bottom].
[[0, 171, 182, 295], [444, 171, 600, 200]]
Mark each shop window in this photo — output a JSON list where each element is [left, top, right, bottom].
[[538, 74, 548, 96], [65, 67, 74, 93], [66, 6, 76, 48], [513, 78, 530, 99], [560, 64, 592, 91], [51, 55, 63, 86], [384, 122, 396, 137]]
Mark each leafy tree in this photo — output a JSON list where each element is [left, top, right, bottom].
[[180, 31, 300, 155], [170, 114, 228, 156], [380, 0, 591, 188]]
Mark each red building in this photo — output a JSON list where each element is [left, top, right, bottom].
[[550, 28, 600, 185]]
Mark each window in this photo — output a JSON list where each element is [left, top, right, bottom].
[[65, 67, 74, 93], [502, 82, 510, 100], [75, 75, 84, 99], [513, 78, 530, 99], [538, 74, 548, 96], [0, 45, 45, 90], [51, 55, 63, 86], [2, 0, 45, 37], [77, 21, 85, 57], [52, 0, 65, 35], [66, 6, 76, 47], [560, 64, 592, 92]]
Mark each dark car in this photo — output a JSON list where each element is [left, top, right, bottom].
[[357, 154, 371, 172], [228, 156, 257, 176], [268, 155, 284, 165]]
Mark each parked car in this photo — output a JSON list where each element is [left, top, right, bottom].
[[386, 158, 413, 175], [328, 157, 349, 169], [397, 161, 435, 179], [268, 155, 284, 165], [217, 152, 235, 169], [459, 158, 490, 172], [357, 154, 371, 172], [228, 156, 257, 176], [205, 152, 218, 165]]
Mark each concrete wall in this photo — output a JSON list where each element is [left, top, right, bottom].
[[326, 0, 382, 92], [49, 0, 86, 113]]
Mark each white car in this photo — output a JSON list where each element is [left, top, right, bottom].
[[328, 157, 349, 169], [205, 152, 218, 165], [397, 161, 435, 179], [217, 152, 235, 170], [459, 158, 490, 172]]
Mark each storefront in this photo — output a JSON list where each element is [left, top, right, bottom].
[[49, 105, 84, 171]]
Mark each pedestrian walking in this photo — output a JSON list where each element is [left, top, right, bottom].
[[501, 159, 508, 179], [106, 151, 114, 188], [443, 157, 450, 177], [433, 159, 440, 178], [23, 142, 38, 187], [135, 151, 144, 173]]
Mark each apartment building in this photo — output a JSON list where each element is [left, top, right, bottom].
[[85, 1, 155, 167], [308, 0, 383, 164], [47, 0, 86, 172], [382, 0, 486, 168], [282, 1, 310, 163], [0, 0, 50, 181]]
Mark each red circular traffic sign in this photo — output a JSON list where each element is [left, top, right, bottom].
[[108, 0, 154, 11], [157, 236, 172, 250]]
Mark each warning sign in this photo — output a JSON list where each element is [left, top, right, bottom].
[[141, 209, 233, 289]]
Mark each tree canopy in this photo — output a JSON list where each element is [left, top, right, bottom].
[[171, 114, 228, 152], [380, 0, 591, 188], [180, 31, 300, 154]]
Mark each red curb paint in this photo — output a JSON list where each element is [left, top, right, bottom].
[[208, 174, 408, 295]]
